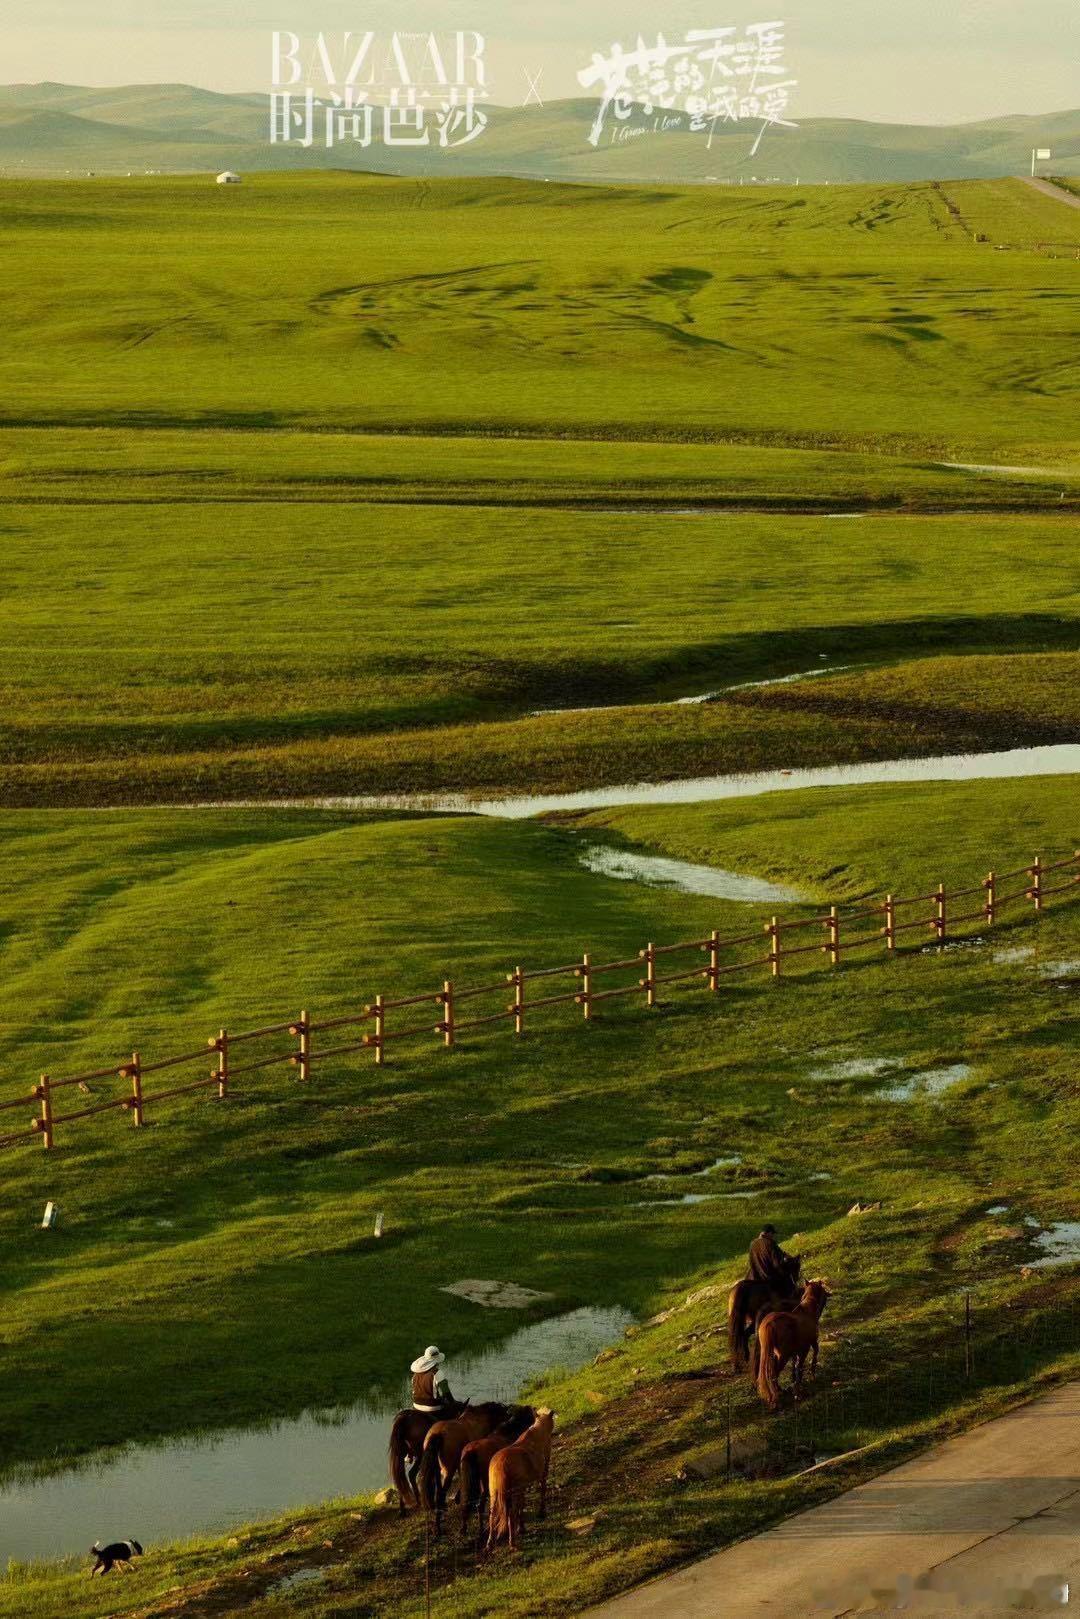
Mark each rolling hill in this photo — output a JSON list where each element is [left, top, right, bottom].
[[0, 81, 1076, 181]]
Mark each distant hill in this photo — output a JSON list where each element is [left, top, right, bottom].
[[0, 82, 1076, 182]]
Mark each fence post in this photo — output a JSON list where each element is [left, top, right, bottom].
[[708, 928, 720, 993], [934, 884, 946, 945], [373, 994, 385, 1066], [294, 1010, 311, 1082], [216, 1028, 229, 1099], [128, 1050, 143, 1127], [984, 870, 996, 926], [36, 1073, 53, 1151], [884, 894, 896, 953], [827, 905, 840, 966], [767, 918, 781, 978], [1030, 855, 1043, 912], [641, 943, 656, 1009], [509, 967, 524, 1036], [579, 953, 592, 1021], [442, 980, 455, 1049]]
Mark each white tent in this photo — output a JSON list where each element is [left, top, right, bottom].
[[216, 171, 242, 185]]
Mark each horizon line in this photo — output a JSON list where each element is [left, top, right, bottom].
[[2, 79, 1077, 132]]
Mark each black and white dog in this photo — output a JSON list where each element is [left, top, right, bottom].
[[90, 1538, 143, 1576]]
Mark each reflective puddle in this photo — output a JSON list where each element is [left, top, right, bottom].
[[635, 1188, 765, 1207], [1026, 1223, 1080, 1270], [0, 1306, 631, 1568], [811, 1057, 900, 1082], [874, 1063, 971, 1102], [528, 663, 855, 717], [579, 845, 802, 903], [1039, 958, 1080, 979], [644, 1155, 743, 1182]]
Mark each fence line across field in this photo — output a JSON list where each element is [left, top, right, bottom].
[[2, 851, 1076, 1156]]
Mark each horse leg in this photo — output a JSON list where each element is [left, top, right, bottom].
[[538, 1462, 549, 1521], [810, 1339, 819, 1378]]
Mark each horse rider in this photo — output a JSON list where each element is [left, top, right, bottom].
[[410, 1345, 457, 1414], [745, 1224, 797, 1286]]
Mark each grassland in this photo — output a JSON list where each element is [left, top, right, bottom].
[[1, 173, 1077, 803], [3, 174, 1078, 446], [0, 493, 1077, 804], [0, 774, 1076, 1614], [0, 169, 1076, 1614]]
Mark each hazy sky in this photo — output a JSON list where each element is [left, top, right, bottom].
[[7, 0, 1078, 122]]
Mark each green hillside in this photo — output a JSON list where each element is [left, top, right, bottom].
[[0, 83, 1077, 180], [0, 776, 1076, 1616]]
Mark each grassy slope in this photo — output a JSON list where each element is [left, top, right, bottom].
[[0, 500, 1076, 802], [0, 173, 1077, 798], [2, 174, 1077, 447], [0, 776, 1076, 1460], [0, 775, 1076, 1615]]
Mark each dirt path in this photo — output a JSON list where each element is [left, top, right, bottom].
[[1023, 176, 1080, 210], [589, 1382, 1080, 1617]]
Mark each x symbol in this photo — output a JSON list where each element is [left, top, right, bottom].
[[522, 66, 544, 107]]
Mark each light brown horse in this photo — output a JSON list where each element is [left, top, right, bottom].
[[487, 1408, 556, 1551], [417, 1402, 511, 1533], [756, 1280, 831, 1411], [388, 1401, 467, 1513], [459, 1405, 536, 1530]]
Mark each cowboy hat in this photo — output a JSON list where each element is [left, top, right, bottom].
[[410, 1345, 445, 1374]]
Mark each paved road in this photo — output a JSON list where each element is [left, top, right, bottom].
[[1023, 176, 1080, 210], [589, 1382, 1080, 1617]]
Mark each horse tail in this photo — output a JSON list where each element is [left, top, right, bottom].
[[418, 1432, 443, 1511], [487, 1463, 509, 1546], [756, 1319, 782, 1408], [388, 1413, 417, 1508], [728, 1282, 750, 1368]]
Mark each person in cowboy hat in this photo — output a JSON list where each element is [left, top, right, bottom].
[[410, 1345, 456, 1413]]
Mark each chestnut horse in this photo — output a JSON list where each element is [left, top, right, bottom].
[[417, 1402, 511, 1532], [388, 1401, 467, 1514], [727, 1254, 802, 1370], [487, 1408, 556, 1551], [756, 1280, 831, 1410], [459, 1405, 536, 1530]]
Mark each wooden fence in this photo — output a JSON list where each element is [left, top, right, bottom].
[[1, 850, 1077, 1157]]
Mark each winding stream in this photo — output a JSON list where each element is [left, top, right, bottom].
[[236, 743, 1080, 820]]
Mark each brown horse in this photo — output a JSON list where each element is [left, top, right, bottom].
[[388, 1402, 466, 1514], [418, 1402, 511, 1532], [487, 1408, 556, 1551], [756, 1280, 831, 1410], [727, 1253, 802, 1370], [459, 1406, 536, 1531]]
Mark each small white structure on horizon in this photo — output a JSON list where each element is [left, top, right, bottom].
[[216, 170, 242, 185]]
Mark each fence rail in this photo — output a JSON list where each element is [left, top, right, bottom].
[[4, 850, 1077, 1157]]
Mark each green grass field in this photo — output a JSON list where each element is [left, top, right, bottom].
[[4, 175, 1079, 446], [0, 775, 1076, 1614], [0, 495, 1076, 803], [1, 173, 1077, 802], [0, 170, 1077, 1615]]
